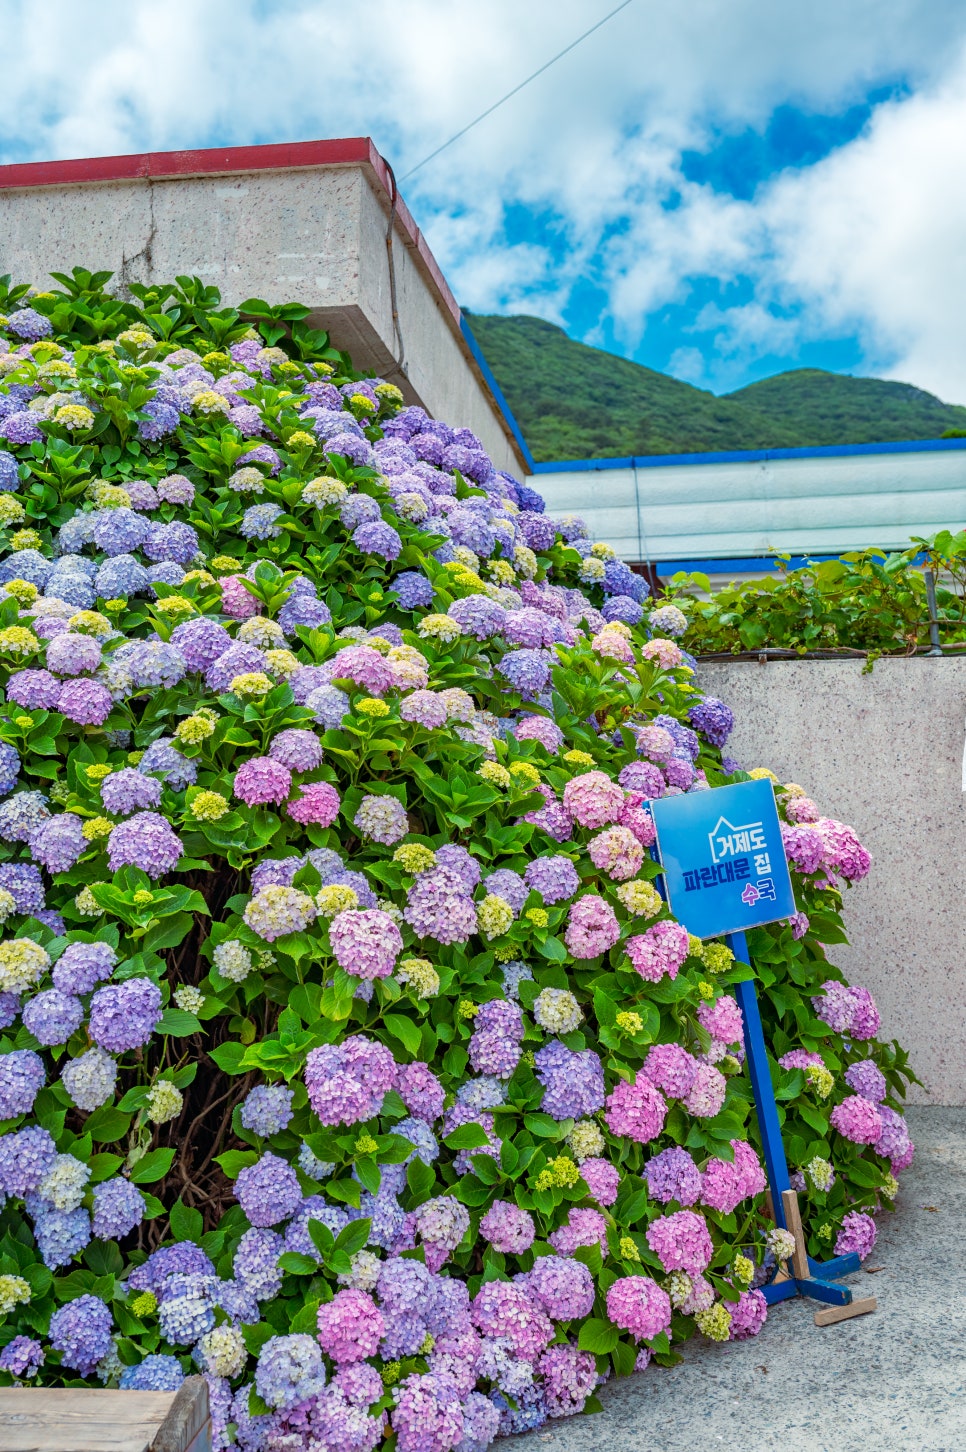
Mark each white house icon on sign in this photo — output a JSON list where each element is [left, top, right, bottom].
[[709, 816, 768, 863]]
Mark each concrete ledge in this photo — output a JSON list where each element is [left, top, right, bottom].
[[699, 656, 966, 1105]]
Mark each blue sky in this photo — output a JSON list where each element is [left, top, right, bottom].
[[3, 1, 966, 398]]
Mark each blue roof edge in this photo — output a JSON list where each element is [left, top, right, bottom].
[[528, 435, 966, 473], [458, 315, 537, 473]]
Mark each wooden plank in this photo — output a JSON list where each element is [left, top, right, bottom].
[[814, 1295, 878, 1327], [780, 1188, 810, 1280], [0, 1389, 176, 1452], [152, 1379, 209, 1452]]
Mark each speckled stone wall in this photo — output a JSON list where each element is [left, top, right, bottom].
[[700, 657, 966, 1105]]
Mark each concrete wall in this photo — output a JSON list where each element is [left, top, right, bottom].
[[532, 443, 966, 563], [700, 657, 966, 1104], [0, 140, 525, 475]]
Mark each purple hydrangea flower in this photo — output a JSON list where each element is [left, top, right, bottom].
[[170, 617, 233, 670], [392, 571, 434, 609], [119, 1355, 185, 1391], [236, 1152, 303, 1227], [91, 1177, 145, 1238], [89, 977, 162, 1052], [95, 554, 150, 598], [0, 1337, 43, 1378], [29, 812, 87, 872], [7, 669, 63, 709], [353, 521, 402, 560], [8, 308, 52, 342], [498, 649, 552, 699], [844, 1059, 887, 1103], [91, 507, 149, 556], [48, 1294, 113, 1374], [138, 737, 197, 791], [0, 862, 43, 914], [52, 941, 117, 995], [688, 696, 734, 748], [0, 1048, 45, 1118], [0, 1120, 57, 1190], [534, 1041, 605, 1120], [523, 854, 579, 903], [143, 521, 199, 565], [240, 1085, 295, 1137], [22, 988, 83, 1046], [107, 811, 183, 877], [100, 767, 163, 815]]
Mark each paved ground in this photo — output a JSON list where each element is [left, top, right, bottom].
[[510, 1108, 965, 1452]]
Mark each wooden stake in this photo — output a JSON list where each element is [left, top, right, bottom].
[[814, 1296, 877, 1327], [780, 1188, 810, 1280]]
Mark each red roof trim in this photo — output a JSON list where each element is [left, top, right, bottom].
[[0, 137, 374, 189], [0, 136, 461, 325]]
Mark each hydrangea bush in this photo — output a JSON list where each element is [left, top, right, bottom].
[[0, 270, 915, 1447]]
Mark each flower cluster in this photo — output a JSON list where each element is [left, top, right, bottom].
[[0, 275, 912, 1447]]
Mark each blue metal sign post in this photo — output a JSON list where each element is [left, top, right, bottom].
[[650, 781, 861, 1310]]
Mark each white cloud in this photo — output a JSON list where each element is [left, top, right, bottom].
[[753, 51, 966, 399], [3, 1, 966, 394]]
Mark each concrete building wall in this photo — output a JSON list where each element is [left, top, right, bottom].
[[700, 657, 966, 1105], [0, 139, 525, 476], [532, 443, 966, 564]]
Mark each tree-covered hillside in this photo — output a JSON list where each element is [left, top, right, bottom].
[[466, 312, 966, 461]]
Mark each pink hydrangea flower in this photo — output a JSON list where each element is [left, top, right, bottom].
[[220, 575, 263, 619], [813, 980, 880, 1039], [399, 690, 447, 729], [814, 817, 871, 881], [619, 792, 657, 845], [304, 1035, 397, 1125], [635, 724, 675, 762], [604, 1077, 667, 1144], [683, 1062, 727, 1118], [646, 1210, 713, 1274], [626, 920, 689, 983], [562, 771, 624, 829], [286, 781, 340, 826], [729, 1288, 767, 1340], [316, 1289, 384, 1363], [328, 645, 393, 696], [578, 1159, 620, 1207], [642, 1043, 698, 1098], [697, 996, 743, 1045], [471, 1281, 553, 1362], [830, 1094, 882, 1145], [391, 1372, 463, 1452], [564, 895, 620, 959], [329, 908, 403, 979], [537, 1343, 598, 1418], [780, 823, 825, 874], [641, 638, 683, 668], [835, 1210, 877, 1260], [548, 1207, 609, 1254], [778, 1049, 825, 1071], [700, 1141, 767, 1214], [605, 1276, 672, 1341], [233, 757, 292, 807], [785, 796, 819, 823], [479, 1201, 535, 1254], [591, 629, 634, 663], [587, 825, 644, 881]]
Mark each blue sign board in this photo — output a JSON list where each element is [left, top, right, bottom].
[[650, 778, 796, 939]]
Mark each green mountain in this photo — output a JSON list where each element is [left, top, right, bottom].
[[465, 312, 966, 461]]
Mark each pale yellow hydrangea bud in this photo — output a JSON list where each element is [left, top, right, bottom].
[[146, 1080, 183, 1125]]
